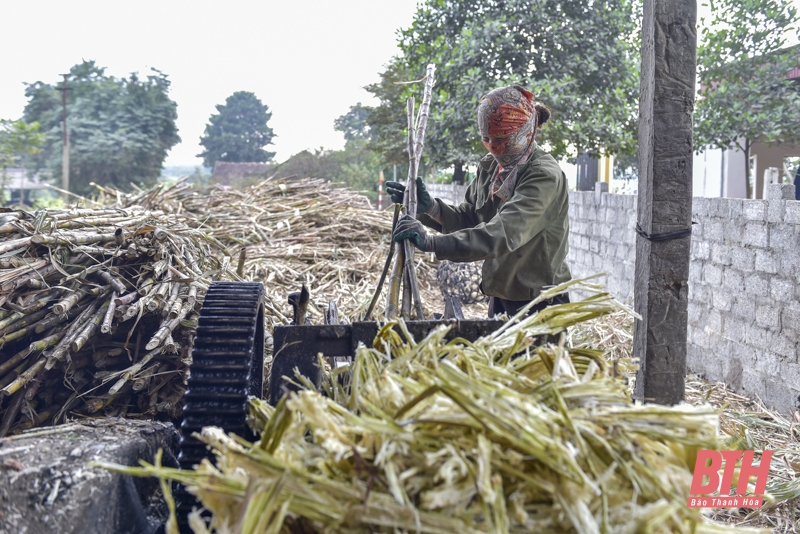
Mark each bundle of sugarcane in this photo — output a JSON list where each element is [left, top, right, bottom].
[[101, 281, 765, 534], [0, 205, 231, 436], [383, 64, 437, 321]]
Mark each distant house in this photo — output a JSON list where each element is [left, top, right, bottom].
[[1, 168, 47, 205], [210, 162, 275, 186], [693, 47, 800, 199]]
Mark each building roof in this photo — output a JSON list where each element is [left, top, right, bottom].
[[211, 162, 275, 186]]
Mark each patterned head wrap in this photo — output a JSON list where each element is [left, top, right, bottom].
[[477, 86, 539, 202]]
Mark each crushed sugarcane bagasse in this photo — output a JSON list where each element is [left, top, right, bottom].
[[101, 279, 797, 533]]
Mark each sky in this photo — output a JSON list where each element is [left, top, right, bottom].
[[0, 0, 420, 166], [1, 0, 797, 170]]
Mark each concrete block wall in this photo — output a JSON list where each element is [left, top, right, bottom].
[[568, 184, 800, 412], [428, 183, 469, 207], [567, 191, 638, 302]]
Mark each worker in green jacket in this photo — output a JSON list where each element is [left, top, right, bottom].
[[386, 85, 571, 318]]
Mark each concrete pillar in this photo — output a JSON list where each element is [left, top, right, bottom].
[[633, 0, 697, 404]]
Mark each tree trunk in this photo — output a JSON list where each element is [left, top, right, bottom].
[[632, 0, 697, 405], [452, 161, 465, 184], [744, 139, 752, 199]]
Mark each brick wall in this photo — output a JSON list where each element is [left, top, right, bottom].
[[568, 184, 800, 412]]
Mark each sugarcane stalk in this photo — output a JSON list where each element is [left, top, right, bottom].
[[27, 331, 66, 355], [45, 300, 101, 368], [161, 283, 180, 317], [19, 289, 62, 313], [401, 260, 413, 319], [108, 346, 163, 395], [0, 306, 51, 335], [61, 258, 113, 283], [406, 97, 418, 220], [24, 372, 43, 401], [71, 300, 110, 353], [52, 287, 86, 315], [1, 264, 57, 293], [145, 306, 189, 351], [0, 389, 26, 437], [414, 64, 436, 170], [0, 361, 27, 390], [401, 96, 427, 320], [101, 292, 118, 334], [385, 243, 405, 320], [168, 298, 183, 320], [0, 236, 32, 255], [114, 291, 139, 307], [0, 319, 46, 347], [1, 357, 46, 398], [54, 216, 134, 230], [122, 299, 143, 322], [164, 334, 179, 354], [138, 276, 155, 296], [0, 347, 29, 377], [97, 271, 126, 293], [364, 205, 401, 321], [34, 300, 91, 334], [86, 382, 133, 414], [237, 247, 247, 277], [187, 284, 198, 309], [16, 404, 56, 431], [31, 232, 117, 246]]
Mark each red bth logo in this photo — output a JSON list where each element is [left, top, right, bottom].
[[687, 450, 773, 508]]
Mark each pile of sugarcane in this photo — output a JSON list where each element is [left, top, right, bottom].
[[92, 174, 449, 324], [0, 206, 230, 436], [101, 281, 763, 533]]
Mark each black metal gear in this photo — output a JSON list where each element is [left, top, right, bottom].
[[175, 281, 265, 530]]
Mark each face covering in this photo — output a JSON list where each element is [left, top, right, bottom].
[[477, 85, 538, 202]]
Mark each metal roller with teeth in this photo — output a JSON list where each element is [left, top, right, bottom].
[[175, 281, 265, 531]]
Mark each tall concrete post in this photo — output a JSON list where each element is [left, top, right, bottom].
[[58, 74, 70, 193], [633, 0, 697, 404]]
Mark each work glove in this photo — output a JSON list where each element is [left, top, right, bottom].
[[393, 215, 436, 252], [385, 177, 433, 215]]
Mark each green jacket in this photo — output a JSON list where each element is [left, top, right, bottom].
[[419, 145, 571, 301]]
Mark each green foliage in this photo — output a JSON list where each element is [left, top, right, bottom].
[[365, 0, 642, 169], [694, 0, 800, 195], [333, 103, 372, 142], [23, 61, 180, 195], [0, 119, 46, 201], [0, 119, 44, 169], [198, 91, 276, 168]]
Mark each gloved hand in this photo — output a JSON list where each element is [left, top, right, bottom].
[[393, 215, 436, 252], [385, 177, 433, 214]]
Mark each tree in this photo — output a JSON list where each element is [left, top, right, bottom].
[[0, 119, 45, 201], [694, 0, 800, 198], [198, 91, 276, 168], [333, 103, 372, 142], [365, 0, 642, 176], [23, 61, 180, 195]]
